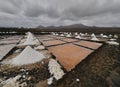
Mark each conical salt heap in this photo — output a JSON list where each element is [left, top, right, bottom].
[[23, 32, 40, 45], [66, 33, 71, 37], [8, 46, 46, 65], [102, 35, 108, 38], [74, 32, 78, 35], [91, 34, 99, 41], [75, 35, 81, 39], [91, 33, 95, 37], [80, 33, 84, 36], [60, 34, 64, 37]]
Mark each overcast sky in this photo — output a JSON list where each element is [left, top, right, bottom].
[[0, 0, 120, 28]]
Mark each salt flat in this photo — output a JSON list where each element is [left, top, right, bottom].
[[0, 44, 15, 60]]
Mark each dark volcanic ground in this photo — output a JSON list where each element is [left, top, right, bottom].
[[55, 44, 120, 87]]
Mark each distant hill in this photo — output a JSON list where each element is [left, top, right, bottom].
[[37, 25, 45, 28], [64, 24, 89, 28], [0, 24, 120, 34], [35, 23, 120, 33], [36, 24, 90, 29]]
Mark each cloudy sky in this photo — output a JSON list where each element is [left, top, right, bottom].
[[0, 0, 120, 28]]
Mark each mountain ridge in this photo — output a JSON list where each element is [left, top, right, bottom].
[[36, 24, 92, 29]]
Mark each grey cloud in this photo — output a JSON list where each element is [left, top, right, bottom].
[[61, 0, 120, 20], [24, 5, 46, 17], [0, 0, 120, 27], [23, 0, 60, 18], [0, 0, 24, 14]]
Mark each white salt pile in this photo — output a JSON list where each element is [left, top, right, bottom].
[[48, 59, 65, 80], [52, 32, 56, 35], [64, 32, 68, 35], [85, 33, 88, 35], [55, 33, 59, 36], [107, 41, 119, 45], [34, 45, 45, 50], [74, 32, 78, 35], [20, 39, 26, 43], [60, 34, 64, 37], [102, 35, 108, 38], [109, 38, 116, 41], [91, 33, 95, 37], [80, 33, 84, 36], [100, 33, 104, 36], [7, 46, 45, 65], [75, 35, 81, 39], [47, 77, 53, 85], [91, 35, 99, 41], [66, 34, 71, 37], [76, 78, 80, 82], [20, 32, 40, 46], [109, 34, 112, 37], [114, 35, 118, 38]]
